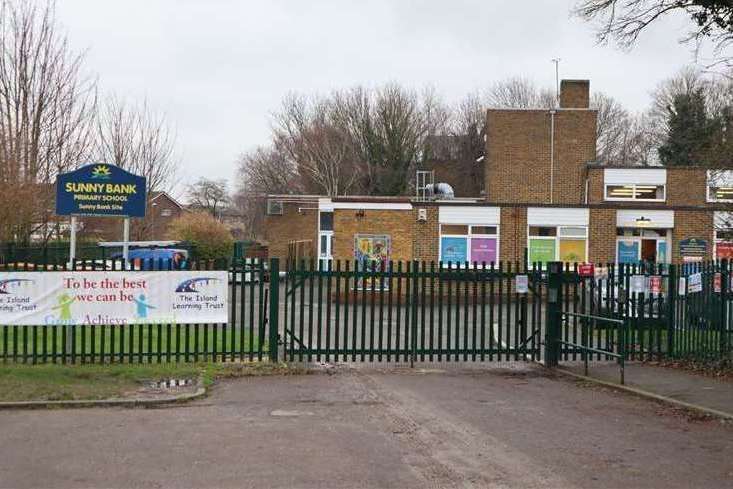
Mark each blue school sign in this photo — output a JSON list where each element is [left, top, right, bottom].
[[56, 164, 147, 217]]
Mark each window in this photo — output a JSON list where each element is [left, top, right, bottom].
[[160, 209, 172, 217], [707, 170, 733, 202], [528, 226, 587, 265], [605, 184, 665, 201], [266, 199, 283, 215], [319, 211, 333, 231], [439, 224, 498, 266]]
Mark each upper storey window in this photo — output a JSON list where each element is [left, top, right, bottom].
[[603, 169, 666, 202], [707, 170, 733, 202]]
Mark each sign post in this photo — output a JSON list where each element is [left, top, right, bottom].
[[123, 218, 130, 269]]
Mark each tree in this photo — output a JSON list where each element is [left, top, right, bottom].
[[575, 0, 733, 68], [234, 145, 300, 240], [167, 211, 233, 261], [94, 96, 178, 239], [0, 0, 96, 242], [658, 89, 716, 165], [486, 77, 556, 109], [187, 178, 229, 219]]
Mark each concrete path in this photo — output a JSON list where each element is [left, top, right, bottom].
[[563, 361, 733, 417], [0, 365, 731, 488]]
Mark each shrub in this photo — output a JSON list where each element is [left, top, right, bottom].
[[167, 211, 233, 261]]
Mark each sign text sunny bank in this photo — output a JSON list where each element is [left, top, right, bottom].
[[56, 163, 147, 217]]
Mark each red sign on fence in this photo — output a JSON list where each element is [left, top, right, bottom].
[[649, 276, 662, 295], [714, 273, 722, 293], [578, 263, 594, 278]]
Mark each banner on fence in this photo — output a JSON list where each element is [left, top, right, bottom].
[[0, 271, 228, 325]]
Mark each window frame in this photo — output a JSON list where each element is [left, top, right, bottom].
[[604, 183, 666, 202], [706, 171, 733, 203], [527, 225, 588, 266], [439, 224, 500, 268]]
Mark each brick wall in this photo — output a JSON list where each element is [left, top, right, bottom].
[[588, 208, 616, 263], [672, 210, 714, 262], [263, 202, 318, 263], [332, 208, 414, 263], [412, 206, 439, 261], [667, 167, 708, 206], [560, 80, 590, 109], [485, 109, 596, 205], [499, 207, 527, 263], [587, 167, 603, 204]]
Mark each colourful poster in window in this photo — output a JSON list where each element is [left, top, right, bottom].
[[470, 238, 497, 264], [716, 241, 733, 259], [559, 239, 586, 264], [657, 241, 667, 263], [441, 237, 467, 263], [617, 240, 639, 264], [529, 239, 555, 264]]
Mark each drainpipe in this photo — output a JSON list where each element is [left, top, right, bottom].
[[549, 110, 556, 204]]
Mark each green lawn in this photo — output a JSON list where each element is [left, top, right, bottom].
[[0, 362, 303, 402], [0, 324, 267, 363]]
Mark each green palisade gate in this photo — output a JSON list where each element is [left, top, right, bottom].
[[0, 256, 730, 365]]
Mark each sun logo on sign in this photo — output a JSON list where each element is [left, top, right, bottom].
[[91, 164, 111, 179]]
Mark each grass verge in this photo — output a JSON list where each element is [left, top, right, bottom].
[[0, 362, 304, 403]]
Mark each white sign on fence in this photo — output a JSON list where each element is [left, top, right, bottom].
[[687, 272, 703, 294], [515, 275, 528, 294], [630, 275, 646, 294], [0, 271, 228, 325]]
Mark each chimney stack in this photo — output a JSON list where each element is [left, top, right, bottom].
[[559, 80, 590, 109]]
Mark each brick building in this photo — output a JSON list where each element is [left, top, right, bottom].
[[264, 79, 733, 267]]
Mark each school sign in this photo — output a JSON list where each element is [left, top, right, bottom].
[[56, 163, 147, 217], [0, 271, 228, 325]]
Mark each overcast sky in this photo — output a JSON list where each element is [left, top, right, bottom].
[[56, 0, 699, 197]]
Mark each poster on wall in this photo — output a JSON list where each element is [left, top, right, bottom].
[[529, 239, 555, 264], [617, 241, 639, 264], [440, 237, 468, 264], [559, 239, 586, 264], [354, 234, 391, 270], [679, 238, 707, 258], [0, 271, 228, 326], [716, 242, 733, 259], [657, 241, 668, 263], [470, 238, 497, 264]]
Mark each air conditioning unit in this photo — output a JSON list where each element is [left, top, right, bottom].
[[266, 199, 283, 215]]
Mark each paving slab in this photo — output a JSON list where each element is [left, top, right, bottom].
[[563, 361, 733, 417]]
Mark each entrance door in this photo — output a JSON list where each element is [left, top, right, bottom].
[[318, 231, 333, 268], [641, 239, 657, 263]]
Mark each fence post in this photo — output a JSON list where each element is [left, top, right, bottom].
[[410, 260, 419, 368], [667, 264, 677, 356], [721, 259, 729, 357], [544, 261, 562, 368], [268, 258, 280, 363]]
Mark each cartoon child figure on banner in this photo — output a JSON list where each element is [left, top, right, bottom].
[[52, 293, 76, 322], [133, 294, 156, 319]]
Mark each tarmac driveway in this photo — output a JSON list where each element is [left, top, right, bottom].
[[0, 365, 731, 488]]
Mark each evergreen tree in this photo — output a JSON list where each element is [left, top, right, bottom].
[[658, 89, 716, 166]]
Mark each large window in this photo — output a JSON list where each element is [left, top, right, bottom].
[[605, 184, 665, 201], [707, 170, 733, 202], [715, 229, 733, 259], [439, 224, 498, 266], [528, 226, 588, 265]]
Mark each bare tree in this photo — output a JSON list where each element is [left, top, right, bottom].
[[94, 96, 178, 239], [575, 0, 733, 68], [486, 77, 556, 109], [187, 178, 229, 219], [0, 0, 96, 242], [234, 145, 301, 239], [274, 94, 360, 196]]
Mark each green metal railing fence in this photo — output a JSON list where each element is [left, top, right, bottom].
[[1, 255, 730, 365]]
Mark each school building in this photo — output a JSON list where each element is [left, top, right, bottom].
[[263, 80, 733, 267]]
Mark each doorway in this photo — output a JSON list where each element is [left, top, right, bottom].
[[641, 239, 657, 262]]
